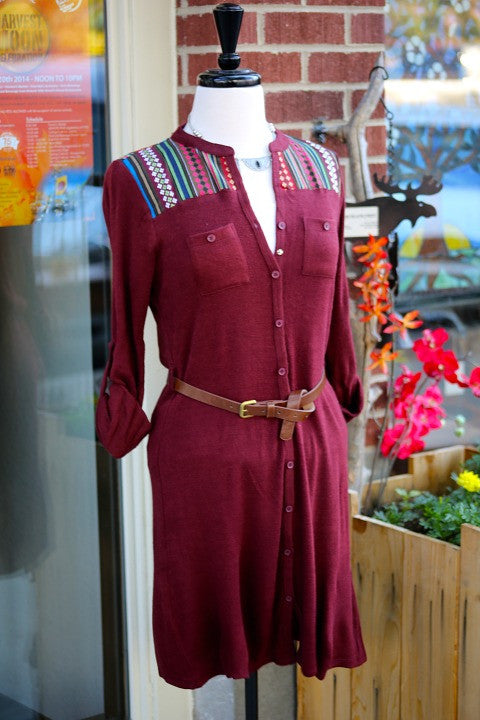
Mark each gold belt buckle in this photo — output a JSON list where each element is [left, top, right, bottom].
[[239, 399, 257, 418]]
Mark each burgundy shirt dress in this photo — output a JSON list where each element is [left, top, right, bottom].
[[95, 124, 367, 690]]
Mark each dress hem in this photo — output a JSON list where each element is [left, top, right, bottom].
[[155, 649, 368, 690]]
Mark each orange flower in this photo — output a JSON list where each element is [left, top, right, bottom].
[[383, 310, 424, 339], [352, 234, 389, 262], [358, 300, 392, 324], [357, 259, 391, 284], [367, 342, 399, 373]]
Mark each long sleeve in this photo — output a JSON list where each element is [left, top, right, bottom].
[[325, 175, 364, 423], [95, 158, 156, 458]]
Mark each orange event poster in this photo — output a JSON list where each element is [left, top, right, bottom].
[[0, 0, 93, 226]]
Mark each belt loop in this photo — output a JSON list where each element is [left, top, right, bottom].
[[167, 368, 175, 390], [279, 389, 305, 441]]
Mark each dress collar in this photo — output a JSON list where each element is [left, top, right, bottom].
[[171, 122, 291, 156]]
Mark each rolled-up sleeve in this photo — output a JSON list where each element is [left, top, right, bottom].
[[95, 158, 156, 458], [325, 173, 364, 423]]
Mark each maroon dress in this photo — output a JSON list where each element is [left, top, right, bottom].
[[95, 123, 367, 690]]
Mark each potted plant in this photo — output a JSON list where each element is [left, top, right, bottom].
[[371, 445, 480, 545]]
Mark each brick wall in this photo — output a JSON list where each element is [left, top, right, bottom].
[[177, 1, 389, 455], [176, 0, 388, 197]]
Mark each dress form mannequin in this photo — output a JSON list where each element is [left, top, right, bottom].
[[184, 86, 277, 252], [183, 5, 277, 253]]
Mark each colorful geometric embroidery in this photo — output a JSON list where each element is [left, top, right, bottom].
[[279, 137, 341, 194], [122, 134, 340, 218], [122, 139, 237, 218]]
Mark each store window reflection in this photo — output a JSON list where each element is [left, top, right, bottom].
[[0, 1, 123, 717], [385, 0, 480, 447]]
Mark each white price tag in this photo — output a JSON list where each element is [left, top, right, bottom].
[[344, 205, 379, 238]]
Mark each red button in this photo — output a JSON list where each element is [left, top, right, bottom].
[[323, 221, 330, 231], [275, 319, 284, 328], [207, 233, 216, 242], [285, 595, 293, 602], [287, 460, 294, 469], [284, 548, 292, 556], [285, 505, 293, 513], [277, 221, 286, 230], [278, 367, 286, 376], [271, 270, 280, 279]]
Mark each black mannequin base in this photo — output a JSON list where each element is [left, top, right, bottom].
[[197, 68, 261, 88]]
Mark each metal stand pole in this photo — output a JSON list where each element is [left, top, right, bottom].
[[245, 670, 258, 720]]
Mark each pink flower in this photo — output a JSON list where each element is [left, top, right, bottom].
[[423, 349, 458, 381], [469, 367, 480, 397], [393, 365, 422, 407], [381, 422, 425, 459], [451, 369, 471, 388], [409, 386, 446, 436], [413, 328, 449, 363]]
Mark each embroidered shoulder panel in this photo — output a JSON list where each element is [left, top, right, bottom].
[[122, 139, 237, 218], [278, 137, 341, 195], [122, 135, 340, 218]]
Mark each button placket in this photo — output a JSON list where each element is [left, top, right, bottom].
[[226, 150, 292, 403], [282, 457, 295, 606], [268, 263, 290, 396]]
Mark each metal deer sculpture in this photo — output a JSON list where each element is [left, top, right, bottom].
[[347, 172, 443, 238]]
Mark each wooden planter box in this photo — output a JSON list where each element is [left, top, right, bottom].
[[297, 444, 480, 720]]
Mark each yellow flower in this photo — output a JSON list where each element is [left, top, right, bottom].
[[456, 470, 480, 493]]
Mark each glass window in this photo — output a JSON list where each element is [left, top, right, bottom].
[[0, 1, 127, 716], [384, 0, 480, 449]]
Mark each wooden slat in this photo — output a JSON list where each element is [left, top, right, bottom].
[[360, 473, 414, 508], [299, 446, 478, 720], [350, 516, 402, 720], [408, 445, 465, 495], [464, 446, 479, 462], [297, 666, 351, 720], [401, 529, 460, 720], [458, 523, 480, 720]]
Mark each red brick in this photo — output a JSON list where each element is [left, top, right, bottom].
[[352, 88, 386, 119], [308, 0, 384, 5], [365, 417, 383, 447], [365, 125, 387, 156], [369, 162, 388, 185], [339, 164, 346, 194], [264, 12, 344, 44], [282, 127, 304, 139], [243, 51, 301, 83], [309, 51, 380, 83], [186, 0, 300, 3], [351, 13, 385, 43], [177, 54, 183, 86], [187, 52, 218, 85], [177, 12, 257, 47], [316, 133, 349, 158], [178, 93, 194, 123], [266, 90, 343, 124], [187, 51, 302, 85]]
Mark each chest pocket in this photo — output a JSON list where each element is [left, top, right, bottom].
[[302, 217, 339, 278], [186, 222, 251, 295]]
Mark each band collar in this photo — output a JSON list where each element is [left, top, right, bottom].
[[171, 122, 291, 156]]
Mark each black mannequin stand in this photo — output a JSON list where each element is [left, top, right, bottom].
[[245, 671, 258, 720], [200, 6, 261, 716], [204, 4, 261, 717]]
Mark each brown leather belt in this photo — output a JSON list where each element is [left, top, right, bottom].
[[172, 370, 327, 441]]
